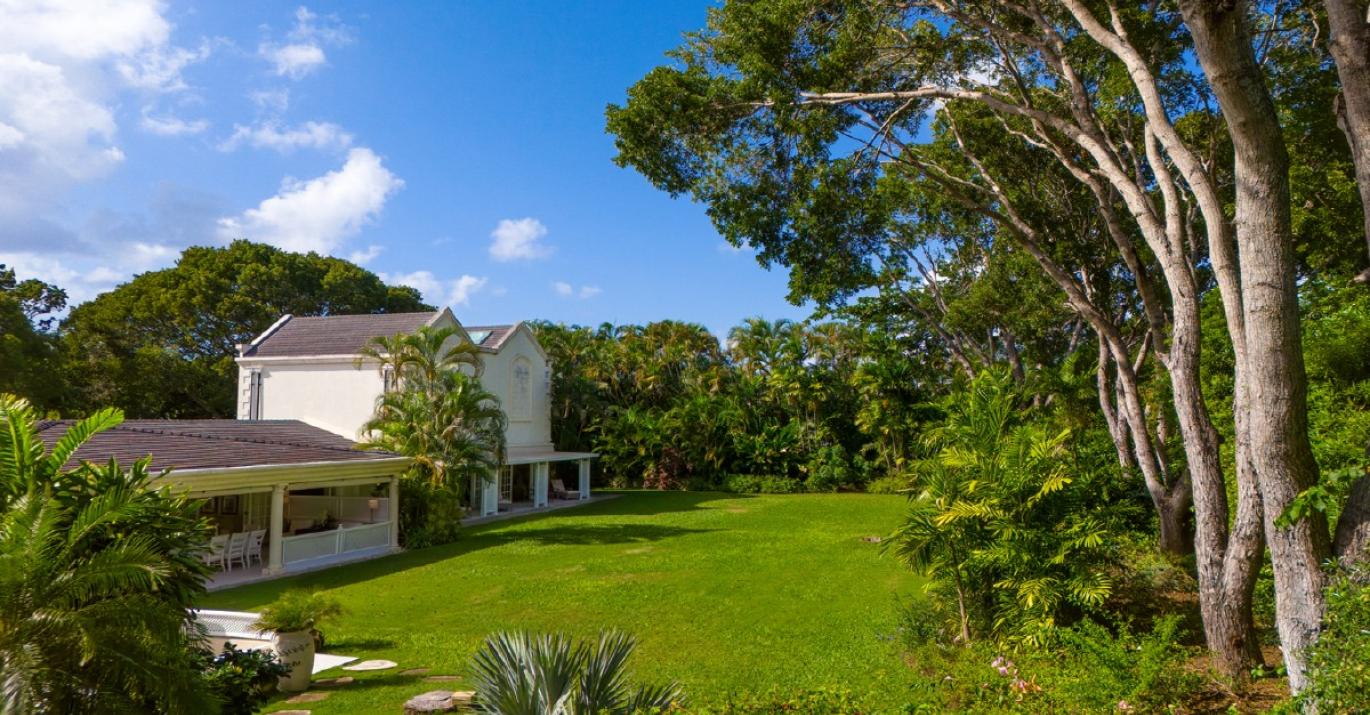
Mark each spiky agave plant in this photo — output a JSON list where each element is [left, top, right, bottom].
[[468, 630, 683, 715]]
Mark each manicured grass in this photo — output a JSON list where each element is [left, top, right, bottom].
[[199, 491, 921, 712]]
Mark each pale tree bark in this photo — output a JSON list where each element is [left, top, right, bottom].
[[1323, 0, 1370, 283], [801, 0, 1268, 679], [1322, 0, 1370, 565], [1177, 0, 1332, 692]]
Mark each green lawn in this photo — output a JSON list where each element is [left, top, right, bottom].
[[199, 491, 921, 712]]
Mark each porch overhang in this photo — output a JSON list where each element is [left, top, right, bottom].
[[154, 456, 411, 497], [504, 446, 597, 466]]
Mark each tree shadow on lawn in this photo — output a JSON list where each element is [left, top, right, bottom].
[[211, 521, 715, 603], [581, 489, 755, 517]]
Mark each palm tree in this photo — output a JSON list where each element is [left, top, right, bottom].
[[358, 325, 507, 493], [0, 394, 216, 713], [469, 630, 682, 715]]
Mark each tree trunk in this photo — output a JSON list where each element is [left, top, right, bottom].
[[1322, 0, 1370, 282], [1179, 0, 1331, 692], [1335, 472, 1370, 563]]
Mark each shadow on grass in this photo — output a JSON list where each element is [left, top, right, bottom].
[[205, 507, 717, 605]]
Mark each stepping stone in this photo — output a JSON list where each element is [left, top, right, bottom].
[[343, 659, 397, 671], [285, 691, 331, 703], [312, 676, 355, 687], [861, 535, 883, 543], [400, 667, 431, 676], [424, 675, 462, 682], [275, 711, 312, 715], [404, 690, 458, 713]]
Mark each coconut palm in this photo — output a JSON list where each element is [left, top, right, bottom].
[[0, 394, 216, 713], [469, 630, 682, 715], [358, 324, 484, 389]]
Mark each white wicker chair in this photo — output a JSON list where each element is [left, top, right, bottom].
[[224, 532, 248, 571], [204, 533, 229, 570], [245, 529, 266, 568]]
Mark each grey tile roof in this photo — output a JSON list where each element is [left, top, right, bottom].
[[464, 324, 516, 351], [35, 419, 399, 471], [241, 312, 440, 358]]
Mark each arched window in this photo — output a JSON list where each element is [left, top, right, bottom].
[[510, 356, 532, 420]]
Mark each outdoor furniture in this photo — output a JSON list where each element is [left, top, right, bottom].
[[551, 479, 581, 500], [225, 531, 248, 571], [245, 529, 266, 568], [204, 534, 229, 570]]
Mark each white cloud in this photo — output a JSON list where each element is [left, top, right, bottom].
[[259, 6, 352, 80], [216, 147, 404, 254], [717, 241, 755, 254], [383, 270, 487, 307], [448, 275, 487, 306], [219, 120, 352, 153], [0, 0, 170, 61], [0, 54, 123, 215], [117, 40, 212, 92], [552, 281, 601, 300], [347, 244, 382, 265], [140, 107, 208, 136], [489, 217, 552, 261], [249, 88, 290, 112], [261, 43, 324, 79]]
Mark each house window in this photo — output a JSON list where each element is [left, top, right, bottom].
[[382, 366, 397, 394], [248, 370, 263, 420], [510, 356, 532, 420]]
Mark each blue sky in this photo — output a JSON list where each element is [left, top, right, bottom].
[[0, 1, 809, 337]]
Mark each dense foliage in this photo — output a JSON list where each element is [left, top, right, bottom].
[[195, 643, 291, 715], [0, 395, 216, 712], [535, 318, 940, 492]]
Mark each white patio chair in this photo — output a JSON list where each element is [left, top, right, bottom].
[[245, 529, 265, 568], [224, 532, 248, 571], [204, 534, 229, 570]]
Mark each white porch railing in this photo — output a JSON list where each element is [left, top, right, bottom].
[[281, 522, 391, 566]]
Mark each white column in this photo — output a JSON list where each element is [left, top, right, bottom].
[[267, 483, 285, 573], [388, 476, 400, 550], [578, 459, 591, 499], [482, 472, 499, 516], [533, 463, 549, 508]]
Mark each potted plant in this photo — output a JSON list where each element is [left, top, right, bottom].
[[253, 590, 344, 692]]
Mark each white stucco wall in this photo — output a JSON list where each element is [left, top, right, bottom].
[[236, 319, 553, 448], [476, 327, 552, 449], [241, 359, 388, 441]]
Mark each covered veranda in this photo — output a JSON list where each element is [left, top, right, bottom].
[[173, 457, 410, 590], [470, 446, 597, 518]]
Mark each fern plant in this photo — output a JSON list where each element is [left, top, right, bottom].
[[885, 371, 1116, 646]]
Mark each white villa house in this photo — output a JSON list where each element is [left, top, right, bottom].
[[234, 308, 596, 519], [37, 309, 596, 589]]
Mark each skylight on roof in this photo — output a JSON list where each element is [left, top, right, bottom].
[[468, 330, 492, 344]]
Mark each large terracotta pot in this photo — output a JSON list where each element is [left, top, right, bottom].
[[273, 629, 316, 692]]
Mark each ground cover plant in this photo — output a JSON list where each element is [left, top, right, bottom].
[[199, 491, 920, 713]]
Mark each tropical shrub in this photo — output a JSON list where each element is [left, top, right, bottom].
[[254, 590, 344, 649], [900, 617, 1202, 713], [398, 478, 465, 548], [196, 642, 291, 715], [1294, 567, 1370, 712], [885, 371, 1117, 645], [0, 395, 217, 713], [722, 474, 803, 494], [469, 630, 683, 714]]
